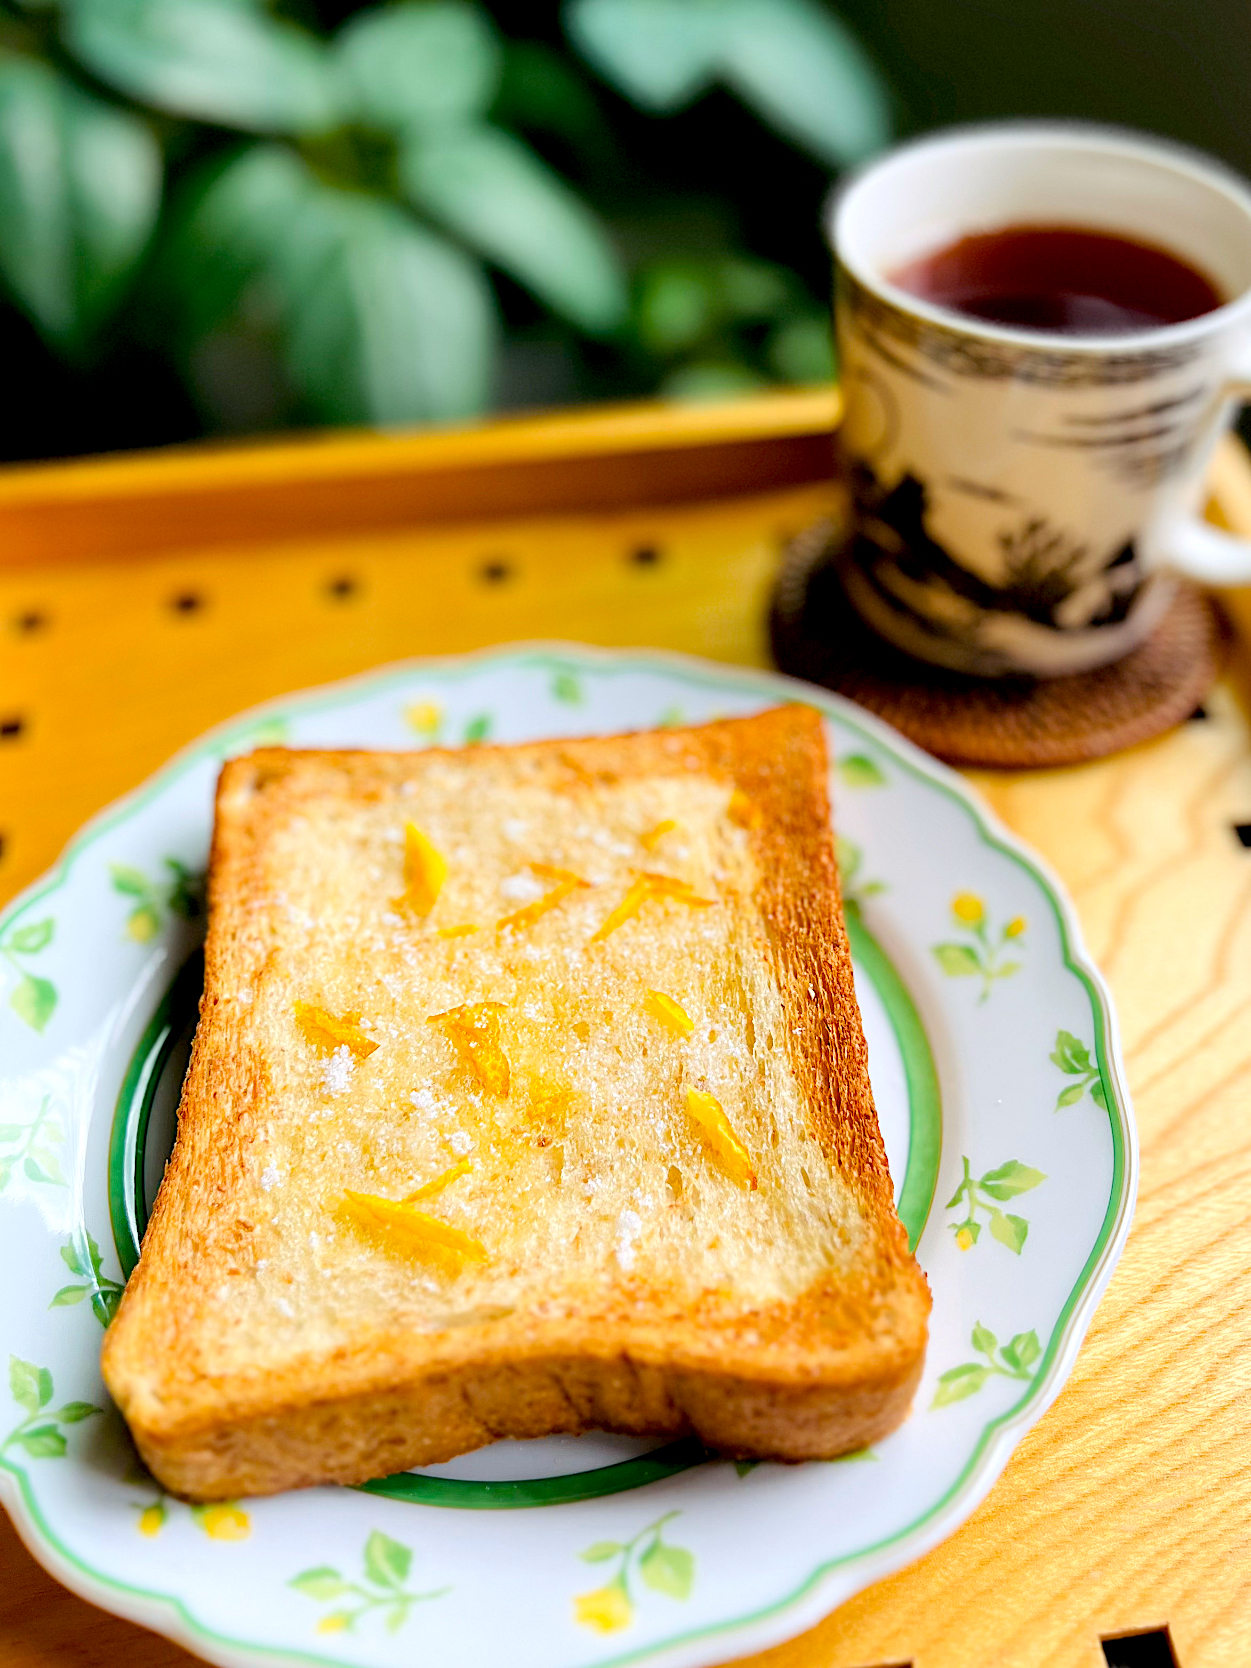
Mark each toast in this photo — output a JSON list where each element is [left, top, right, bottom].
[[101, 704, 930, 1500]]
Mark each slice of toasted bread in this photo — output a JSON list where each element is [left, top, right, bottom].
[[101, 705, 930, 1500]]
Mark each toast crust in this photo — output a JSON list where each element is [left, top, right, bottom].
[[102, 706, 930, 1498]]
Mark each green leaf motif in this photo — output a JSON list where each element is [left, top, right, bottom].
[[60, 1241, 85, 1276], [8, 919, 53, 954], [971, 1322, 997, 1357], [989, 1211, 1029, 1254], [1055, 1082, 1085, 1109], [9, 1357, 42, 1414], [11, 974, 57, 1032], [54, 1401, 100, 1424], [93, 1288, 123, 1328], [364, 1530, 412, 1591], [553, 670, 583, 705], [463, 713, 492, 744], [18, 1425, 66, 1459], [837, 753, 886, 788], [290, 1566, 348, 1600], [109, 865, 149, 898], [732, 1459, 758, 1477], [638, 1540, 695, 1599], [65, 0, 339, 135], [932, 943, 981, 978], [25, 1152, 63, 1186], [1003, 1330, 1041, 1372], [0, 1127, 25, 1144], [980, 1161, 1046, 1200], [402, 123, 626, 333], [580, 1541, 622, 1562], [336, 1, 501, 133], [1090, 1078, 1109, 1111], [50, 1285, 88, 1307], [931, 1363, 989, 1407], [1050, 1029, 1091, 1074]]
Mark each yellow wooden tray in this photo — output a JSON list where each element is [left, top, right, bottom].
[[1, 389, 1250, 1668]]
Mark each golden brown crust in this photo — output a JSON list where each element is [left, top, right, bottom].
[[102, 706, 930, 1499]]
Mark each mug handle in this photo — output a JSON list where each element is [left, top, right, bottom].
[[1144, 341, 1251, 585]]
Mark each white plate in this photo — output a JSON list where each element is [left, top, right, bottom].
[[0, 644, 1136, 1668]]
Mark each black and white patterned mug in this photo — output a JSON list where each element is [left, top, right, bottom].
[[827, 123, 1251, 677]]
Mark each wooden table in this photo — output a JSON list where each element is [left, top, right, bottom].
[[1, 389, 1249, 1668]]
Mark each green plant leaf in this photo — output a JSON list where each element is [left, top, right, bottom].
[[1055, 1082, 1085, 1109], [1050, 1029, 1090, 1074], [84, 1232, 105, 1278], [275, 185, 497, 424], [971, 1322, 997, 1357], [837, 753, 885, 788], [8, 918, 53, 954], [995, 960, 1022, 979], [493, 40, 606, 151], [50, 1284, 88, 1307], [980, 1161, 1046, 1200], [337, 1, 501, 132], [1003, 1330, 1041, 1372], [931, 1363, 988, 1407], [65, 0, 338, 135], [580, 1540, 622, 1562], [363, 1530, 411, 1590], [11, 974, 57, 1032], [719, 0, 890, 167], [18, 1424, 66, 1458], [0, 1127, 23, 1143], [108, 864, 149, 898], [565, 0, 722, 111], [766, 313, 836, 384], [36, 1366, 53, 1408], [402, 123, 626, 333], [54, 1401, 99, 1424], [290, 1566, 348, 1600], [989, 1211, 1029, 1254], [944, 1170, 968, 1210], [932, 944, 981, 978], [60, 1241, 86, 1276], [9, 1356, 42, 1413], [0, 59, 160, 350], [385, 1602, 408, 1634], [638, 1539, 694, 1599], [1090, 1078, 1109, 1110]]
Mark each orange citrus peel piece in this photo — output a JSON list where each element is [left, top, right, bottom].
[[685, 1088, 757, 1189], [497, 863, 590, 933], [293, 1001, 379, 1059], [727, 789, 762, 830], [393, 822, 447, 918], [590, 872, 715, 942], [404, 1157, 472, 1202], [338, 1191, 487, 1265], [645, 989, 695, 1037], [429, 1001, 510, 1097], [639, 819, 678, 852]]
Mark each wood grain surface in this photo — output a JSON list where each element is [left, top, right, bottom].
[[0, 393, 1249, 1668]]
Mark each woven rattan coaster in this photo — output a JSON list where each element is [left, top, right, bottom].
[[770, 519, 1227, 770]]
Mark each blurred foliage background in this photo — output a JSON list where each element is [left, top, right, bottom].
[[0, 0, 1245, 459]]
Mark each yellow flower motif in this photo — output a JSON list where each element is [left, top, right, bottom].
[[316, 1613, 352, 1634], [956, 1226, 975, 1251], [137, 1503, 165, 1537], [574, 1583, 632, 1633], [126, 906, 160, 943], [1005, 916, 1027, 939], [196, 1503, 251, 1541], [952, 892, 984, 925], [404, 701, 442, 737]]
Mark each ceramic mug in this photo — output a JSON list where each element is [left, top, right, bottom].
[[827, 123, 1251, 678]]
